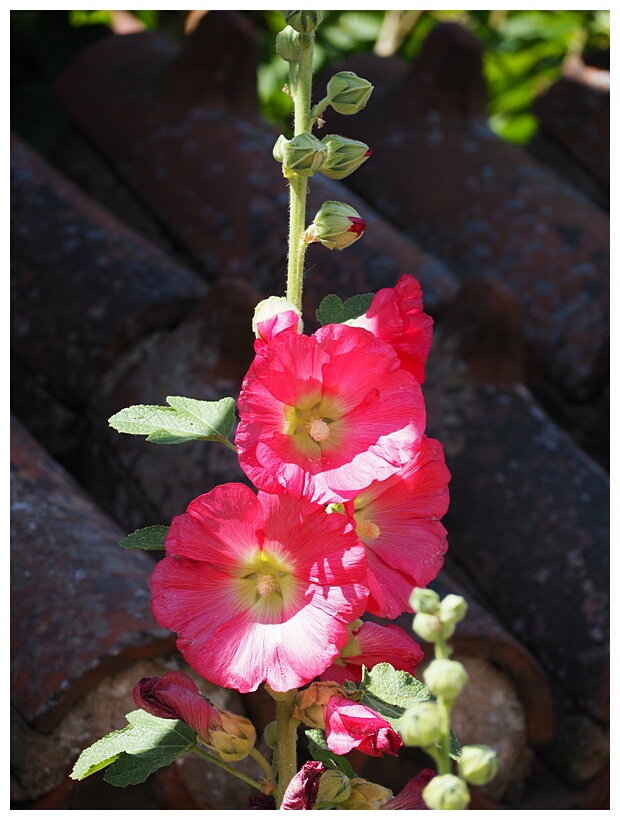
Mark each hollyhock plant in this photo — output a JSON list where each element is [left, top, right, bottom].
[[348, 273, 434, 385], [236, 323, 426, 505], [320, 619, 424, 684], [343, 436, 450, 619], [324, 695, 403, 757], [151, 483, 369, 693]]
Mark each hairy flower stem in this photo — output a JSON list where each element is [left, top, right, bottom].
[[286, 32, 316, 314], [275, 697, 300, 805]]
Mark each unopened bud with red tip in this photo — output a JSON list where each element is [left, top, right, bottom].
[[326, 71, 373, 115], [276, 25, 301, 62], [458, 744, 498, 786], [274, 133, 326, 178], [304, 201, 366, 250], [252, 296, 302, 349], [320, 134, 371, 180], [422, 773, 470, 810], [283, 10, 324, 35]]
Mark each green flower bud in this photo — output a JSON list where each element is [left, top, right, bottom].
[[317, 769, 352, 804], [440, 594, 468, 626], [339, 778, 393, 810], [412, 611, 443, 642], [398, 702, 443, 747], [422, 774, 470, 810], [410, 587, 441, 614], [326, 71, 373, 115], [458, 744, 498, 786], [423, 659, 469, 701], [207, 708, 256, 762], [263, 720, 279, 750], [319, 134, 371, 180], [276, 25, 301, 62], [278, 133, 327, 178], [282, 10, 324, 34], [304, 201, 366, 250]]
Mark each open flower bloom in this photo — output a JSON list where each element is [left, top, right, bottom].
[[380, 768, 435, 810], [344, 436, 450, 619], [236, 324, 426, 505], [324, 695, 403, 757], [320, 620, 424, 684], [151, 483, 369, 693], [348, 274, 433, 385]]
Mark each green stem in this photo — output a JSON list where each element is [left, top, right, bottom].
[[286, 31, 315, 314], [275, 697, 300, 805], [249, 746, 276, 785], [436, 696, 453, 776], [192, 745, 265, 792]]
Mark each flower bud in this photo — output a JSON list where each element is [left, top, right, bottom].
[[293, 681, 345, 730], [422, 773, 470, 810], [317, 769, 352, 804], [440, 594, 468, 626], [277, 133, 327, 178], [339, 778, 393, 809], [319, 134, 371, 180], [304, 201, 366, 250], [398, 702, 443, 747], [282, 10, 324, 35], [412, 611, 443, 643], [275, 25, 301, 62], [410, 587, 441, 615], [326, 71, 373, 115], [207, 707, 257, 762], [458, 744, 498, 786], [423, 659, 469, 701], [263, 720, 279, 750], [252, 296, 302, 344]]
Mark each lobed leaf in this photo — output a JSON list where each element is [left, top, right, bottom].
[[316, 292, 374, 326], [71, 710, 196, 786], [109, 396, 236, 445], [120, 525, 169, 551]]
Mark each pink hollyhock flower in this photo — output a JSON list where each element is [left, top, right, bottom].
[[151, 483, 369, 693], [345, 436, 450, 619], [320, 620, 424, 684], [281, 760, 324, 810], [133, 671, 221, 739], [380, 768, 435, 810], [236, 323, 426, 505], [348, 274, 433, 384], [324, 695, 403, 757]]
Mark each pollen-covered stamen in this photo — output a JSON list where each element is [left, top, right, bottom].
[[356, 519, 380, 540], [255, 573, 278, 596], [305, 416, 330, 442]]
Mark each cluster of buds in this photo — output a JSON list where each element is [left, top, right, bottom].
[[398, 588, 498, 809], [272, 23, 374, 253]]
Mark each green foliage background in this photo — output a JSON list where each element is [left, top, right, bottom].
[[11, 10, 610, 152]]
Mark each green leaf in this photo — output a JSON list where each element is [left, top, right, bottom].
[[305, 729, 356, 779], [360, 664, 460, 758], [71, 710, 196, 786], [359, 663, 433, 726], [109, 396, 236, 445], [120, 525, 169, 551], [316, 292, 374, 326]]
